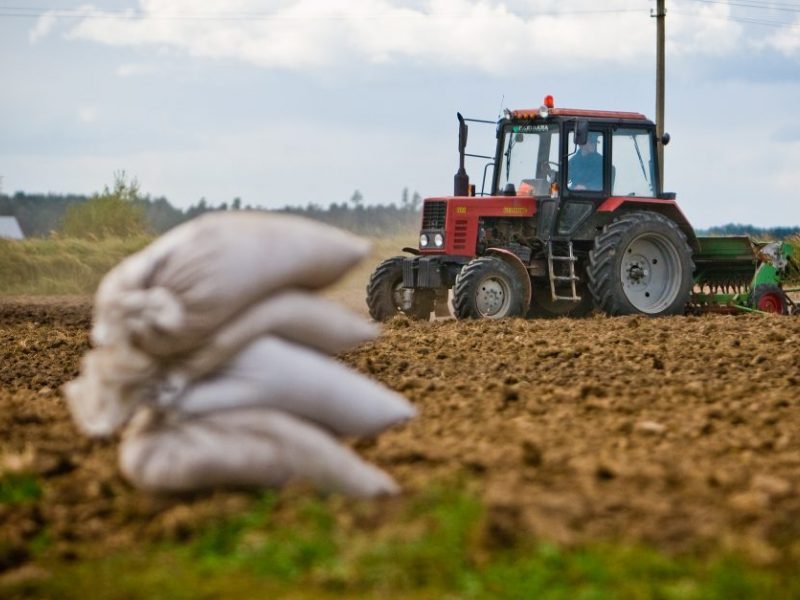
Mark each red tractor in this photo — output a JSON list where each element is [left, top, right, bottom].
[[367, 96, 699, 321]]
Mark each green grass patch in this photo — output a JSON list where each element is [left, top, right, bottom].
[[0, 236, 151, 295], [0, 473, 41, 505], [3, 484, 797, 599]]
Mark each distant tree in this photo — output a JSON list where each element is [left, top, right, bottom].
[[232, 197, 242, 210], [142, 196, 184, 233], [0, 191, 85, 236], [349, 190, 364, 208], [699, 223, 800, 239], [184, 197, 211, 220], [60, 172, 149, 239]]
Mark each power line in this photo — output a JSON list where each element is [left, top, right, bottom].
[[0, 6, 647, 21], [1, 4, 793, 32], [687, 0, 800, 13], [672, 8, 798, 28]]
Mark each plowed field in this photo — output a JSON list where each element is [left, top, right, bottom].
[[1, 297, 799, 576]]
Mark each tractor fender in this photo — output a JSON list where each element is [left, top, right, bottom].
[[485, 248, 532, 310], [598, 198, 700, 253]]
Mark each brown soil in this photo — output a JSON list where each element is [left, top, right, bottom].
[[1, 297, 800, 573]]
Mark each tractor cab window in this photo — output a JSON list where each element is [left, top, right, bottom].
[[567, 130, 604, 192], [497, 123, 560, 197], [612, 129, 656, 197]]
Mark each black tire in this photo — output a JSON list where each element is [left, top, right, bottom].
[[452, 256, 528, 319], [750, 284, 789, 314], [366, 257, 433, 321], [588, 212, 694, 316], [527, 278, 595, 318]]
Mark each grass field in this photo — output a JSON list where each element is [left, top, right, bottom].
[[0, 236, 150, 295], [3, 481, 796, 599], [0, 231, 414, 307]]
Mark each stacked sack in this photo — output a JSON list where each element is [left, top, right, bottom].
[[63, 212, 415, 498]]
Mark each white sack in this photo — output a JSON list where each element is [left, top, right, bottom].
[[168, 337, 415, 436], [171, 291, 379, 382], [92, 212, 370, 355], [63, 214, 412, 498], [119, 407, 398, 498], [63, 345, 158, 437], [64, 292, 385, 437]]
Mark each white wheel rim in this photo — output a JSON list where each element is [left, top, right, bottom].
[[620, 233, 683, 314], [475, 277, 510, 317]]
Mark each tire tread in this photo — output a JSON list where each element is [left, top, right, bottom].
[[587, 212, 694, 316]]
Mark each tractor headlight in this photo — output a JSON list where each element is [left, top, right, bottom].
[[434, 233, 444, 248], [419, 233, 429, 248]]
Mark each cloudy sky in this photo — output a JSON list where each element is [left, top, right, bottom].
[[2, 0, 799, 227]]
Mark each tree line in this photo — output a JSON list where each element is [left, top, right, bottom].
[[3, 173, 797, 241], [696, 223, 800, 239], [0, 175, 423, 239]]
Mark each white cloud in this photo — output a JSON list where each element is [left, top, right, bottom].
[[29, 12, 57, 44], [29, 0, 750, 74], [78, 106, 98, 123], [753, 17, 800, 58], [116, 63, 158, 77], [669, 2, 743, 57]]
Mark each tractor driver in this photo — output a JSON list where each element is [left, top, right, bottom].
[[568, 132, 603, 191]]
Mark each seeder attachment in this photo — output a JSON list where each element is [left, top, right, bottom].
[[691, 237, 799, 315]]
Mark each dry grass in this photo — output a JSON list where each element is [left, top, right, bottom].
[[322, 229, 418, 315], [0, 230, 417, 305], [0, 236, 151, 295]]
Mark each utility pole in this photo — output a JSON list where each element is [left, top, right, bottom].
[[655, 0, 666, 191]]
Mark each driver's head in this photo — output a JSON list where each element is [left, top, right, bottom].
[[581, 132, 600, 153]]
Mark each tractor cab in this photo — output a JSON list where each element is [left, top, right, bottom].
[[489, 98, 667, 243], [493, 104, 661, 197]]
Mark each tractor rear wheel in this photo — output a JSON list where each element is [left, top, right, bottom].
[[366, 257, 433, 321], [588, 212, 693, 316], [452, 256, 527, 319], [750, 284, 789, 314]]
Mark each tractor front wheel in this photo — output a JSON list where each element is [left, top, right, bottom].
[[750, 284, 789, 314], [588, 212, 694, 316], [452, 256, 527, 319], [366, 257, 433, 321]]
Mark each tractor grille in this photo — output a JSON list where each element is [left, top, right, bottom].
[[422, 201, 446, 229], [453, 219, 468, 250]]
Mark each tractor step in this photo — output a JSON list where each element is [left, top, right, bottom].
[[547, 241, 582, 302]]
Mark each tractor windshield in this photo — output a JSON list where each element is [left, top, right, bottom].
[[497, 123, 560, 196]]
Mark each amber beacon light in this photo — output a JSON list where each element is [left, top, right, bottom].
[[539, 95, 555, 118]]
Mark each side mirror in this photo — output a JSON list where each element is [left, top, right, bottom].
[[454, 113, 470, 196], [574, 120, 589, 146], [661, 132, 671, 146], [457, 112, 468, 152]]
